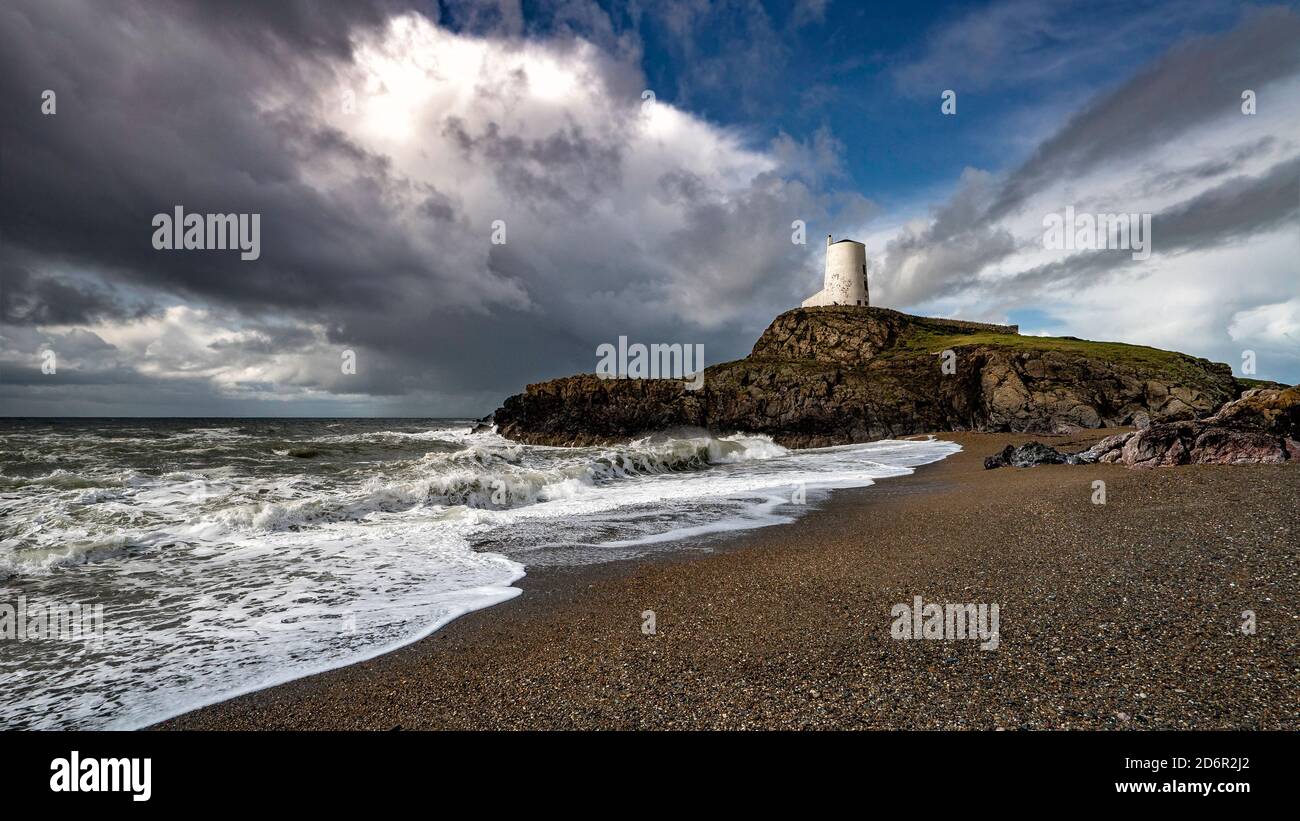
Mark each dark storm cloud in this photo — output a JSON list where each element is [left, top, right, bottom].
[[1140, 136, 1278, 197], [0, 360, 146, 388], [1153, 155, 1300, 252], [206, 323, 318, 355], [9, 0, 1291, 415], [442, 116, 625, 212], [3, 0, 873, 415], [655, 171, 879, 320], [0, 1, 505, 414], [1, 263, 157, 326], [877, 169, 1021, 305], [0, 0, 459, 324], [0, 363, 394, 417], [163, 0, 417, 57]]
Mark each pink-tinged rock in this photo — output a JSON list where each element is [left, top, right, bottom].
[[1075, 386, 1300, 468], [1161, 437, 1189, 466], [1080, 431, 1134, 462], [1191, 429, 1288, 464]]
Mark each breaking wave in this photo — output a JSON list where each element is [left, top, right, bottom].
[[0, 418, 957, 729]]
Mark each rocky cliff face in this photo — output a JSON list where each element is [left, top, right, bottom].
[[494, 306, 1243, 448], [1081, 386, 1300, 467]]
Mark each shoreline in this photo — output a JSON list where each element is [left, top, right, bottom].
[[154, 431, 1298, 730]]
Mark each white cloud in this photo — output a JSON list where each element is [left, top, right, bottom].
[[1228, 299, 1300, 345], [309, 12, 835, 332], [4, 10, 862, 412], [855, 12, 1300, 384]]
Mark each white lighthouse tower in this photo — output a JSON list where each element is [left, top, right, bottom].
[[802, 235, 869, 308]]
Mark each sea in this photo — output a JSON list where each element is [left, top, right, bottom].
[[0, 418, 959, 729]]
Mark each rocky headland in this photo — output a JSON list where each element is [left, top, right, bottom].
[[494, 306, 1268, 449]]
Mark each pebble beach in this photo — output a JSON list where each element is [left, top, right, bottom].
[[155, 431, 1299, 731]]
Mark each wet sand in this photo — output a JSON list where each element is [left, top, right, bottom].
[[154, 431, 1299, 730]]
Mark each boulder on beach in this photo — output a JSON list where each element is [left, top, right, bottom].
[[983, 441, 1088, 469], [1080, 386, 1300, 468]]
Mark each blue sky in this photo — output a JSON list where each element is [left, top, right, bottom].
[[506, 0, 1249, 203], [1, 0, 1297, 415]]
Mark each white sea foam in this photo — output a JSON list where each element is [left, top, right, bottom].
[[0, 421, 958, 729]]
